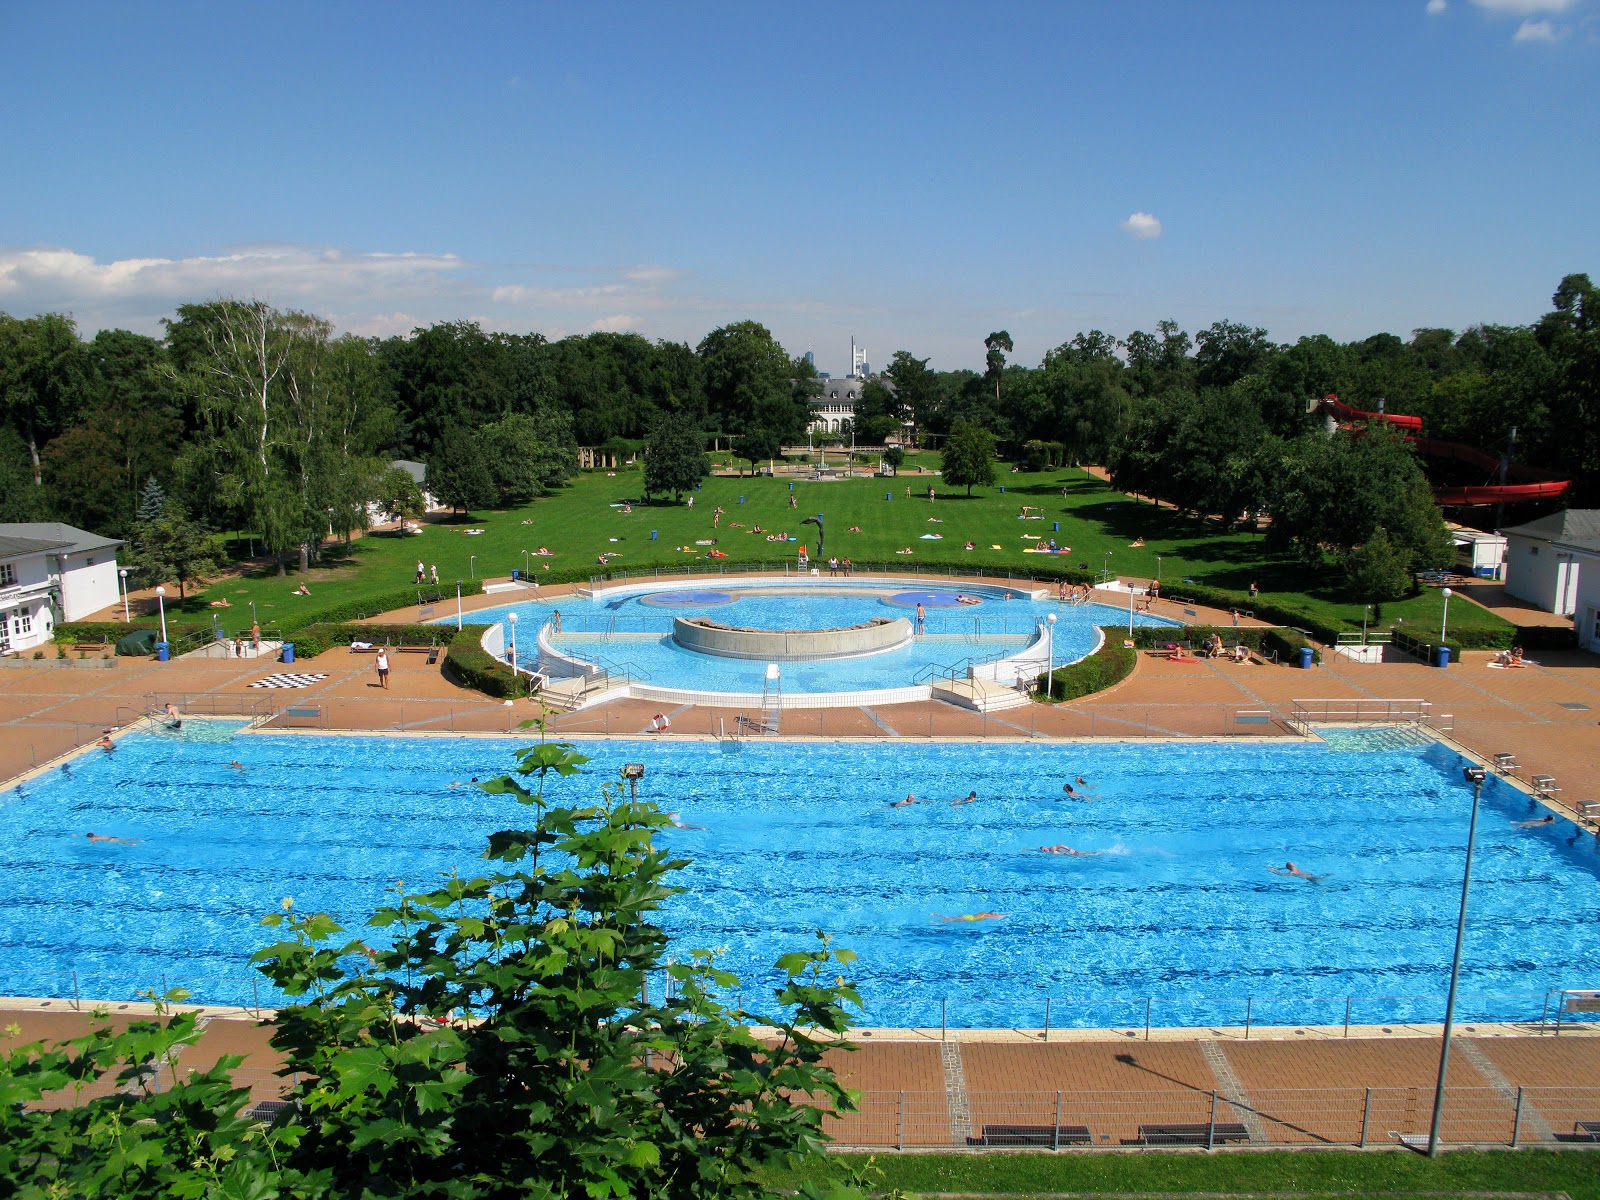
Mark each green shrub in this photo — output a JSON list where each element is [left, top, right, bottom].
[[1262, 626, 1321, 664], [1037, 629, 1137, 700], [445, 634, 530, 699], [275, 581, 487, 634]]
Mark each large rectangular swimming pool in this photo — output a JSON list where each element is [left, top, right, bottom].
[[2, 727, 1595, 1028]]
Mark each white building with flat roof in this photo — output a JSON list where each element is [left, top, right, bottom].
[[1498, 510, 1600, 616], [0, 522, 124, 654]]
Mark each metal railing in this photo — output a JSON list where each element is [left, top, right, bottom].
[[823, 1085, 1600, 1150]]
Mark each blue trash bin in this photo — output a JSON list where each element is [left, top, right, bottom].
[[1052, 521, 1060, 531], [1435, 645, 1451, 668], [156, 642, 170, 662], [1297, 646, 1314, 669], [886, 492, 892, 501], [282, 643, 296, 664], [650, 529, 658, 541], [999, 485, 1005, 494], [512, 568, 520, 581]]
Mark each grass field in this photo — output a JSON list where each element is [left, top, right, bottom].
[[171, 458, 1513, 642], [767, 1147, 1600, 1199]]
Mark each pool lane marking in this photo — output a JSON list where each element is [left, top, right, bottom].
[[858, 707, 900, 737]]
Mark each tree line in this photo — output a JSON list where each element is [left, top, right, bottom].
[[2, 275, 1593, 593]]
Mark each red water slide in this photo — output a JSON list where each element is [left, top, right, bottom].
[[1313, 395, 1571, 505]]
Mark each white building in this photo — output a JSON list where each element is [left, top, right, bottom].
[[0, 523, 124, 654], [1559, 535, 1600, 653], [1498, 510, 1600, 616]]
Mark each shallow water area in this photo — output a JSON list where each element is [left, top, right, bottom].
[[2, 729, 1596, 1028]]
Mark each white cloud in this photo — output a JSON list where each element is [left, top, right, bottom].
[[1470, 0, 1575, 12], [623, 265, 690, 284], [1513, 16, 1562, 37], [590, 314, 639, 332], [1427, 0, 1447, 14], [1119, 212, 1163, 240]]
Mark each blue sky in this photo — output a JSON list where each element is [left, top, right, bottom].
[[2, 0, 1595, 372]]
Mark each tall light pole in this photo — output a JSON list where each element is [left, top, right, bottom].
[[506, 611, 519, 677], [1127, 581, 1136, 636], [1363, 604, 1372, 645], [1101, 549, 1112, 584], [456, 580, 463, 630], [1155, 555, 1162, 588], [118, 569, 130, 622], [155, 586, 168, 646], [1440, 587, 1453, 647], [522, 549, 530, 578], [1427, 765, 1487, 1157], [249, 600, 257, 628], [1044, 612, 1057, 699], [470, 554, 476, 580]]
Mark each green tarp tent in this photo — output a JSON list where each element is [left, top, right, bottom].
[[115, 628, 160, 656]]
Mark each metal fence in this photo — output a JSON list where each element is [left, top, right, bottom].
[[824, 1085, 1600, 1150]]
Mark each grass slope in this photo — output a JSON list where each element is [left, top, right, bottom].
[[180, 459, 1512, 642]]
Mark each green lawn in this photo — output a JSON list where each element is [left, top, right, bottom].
[[769, 1147, 1600, 1199], [173, 459, 1513, 644]]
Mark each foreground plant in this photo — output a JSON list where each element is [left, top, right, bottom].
[[0, 730, 866, 1199]]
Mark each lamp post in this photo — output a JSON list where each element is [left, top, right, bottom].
[[456, 580, 463, 630], [1440, 587, 1453, 646], [522, 549, 530, 578], [470, 554, 476, 580], [1363, 604, 1372, 645], [155, 586, 168, 646], [249, 600, 257, 628], [1101, 549, 1112, 584], [1155, 555, 1162, 588], [506, 611, 519, 677], [1427, 765, 1488, 1157], [119, 569, 130, 622], [1044, 612, 1057, 699], [1127, 580, 1136, 636]]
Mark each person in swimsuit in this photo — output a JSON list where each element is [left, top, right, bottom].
[[952, 790, 978, 806], [1514, 814, 1556, 828], [86, 832, 141, 846], [933, 911, 1007, 923], [1269, 861, 1322, 881], [1038, 845, 1099, 857], [891, 793, 918, 808]]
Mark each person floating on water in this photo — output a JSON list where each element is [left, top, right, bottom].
[[1269, 861, 1322, 881], [1515, 814, 1556, 828], [891, 793, 919, 808], [933, 911, 1007, 923], [952, 790, 978, 806], [1038, 844, 1099, 857], [86, 832, 141, 846]]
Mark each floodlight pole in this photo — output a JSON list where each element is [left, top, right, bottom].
[[1045, 612, 1057, 699], [1363, 604, 1371, 646], [456, 581, 463, 630], [119, 569, 130, 622], [155, 586, 168, 646], [507, 611, 519, 677], [1440, 587, 1453, 646], [1427, 766, 1486, 1156]]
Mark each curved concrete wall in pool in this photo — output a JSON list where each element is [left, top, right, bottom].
[[672, 615, 913, 660]]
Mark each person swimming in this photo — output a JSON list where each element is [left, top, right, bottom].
[[952, 790, 978, 806], [932, 911, 1007, 923], [891, 793, 919, 808], [1038, 844, 1099, 857], [1514, 814, 1556, 828], [1269, 861, 1322, 881], [667, 812, 706, 830], [86, 832, 141, 846]]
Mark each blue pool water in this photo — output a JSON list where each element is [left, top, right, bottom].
[[463, 583, 1178, 693], [3, 728, 1596, 1028]]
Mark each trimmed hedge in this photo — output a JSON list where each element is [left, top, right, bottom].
[[1262, 626, 1321, 664], [1036, 630, 1137, 701], [282, 619, 531, 699], [274, 581, 487, 634], [444, 631, 531, 699]]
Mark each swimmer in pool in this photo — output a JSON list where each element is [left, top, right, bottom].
[[1269, 861, 1322, 881], [667, 812, 706, 830], [1038, 844, 1099, 857], [952, 790, 978, 806], [1515, 814, 1556, 828], [97, 736, 116, 752], [229, 760, 245, 770], [933, 911, 1007, 923], [891, 793, 919, 808], [86, 832, 141, 846]]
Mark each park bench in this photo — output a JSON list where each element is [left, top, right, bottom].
[[967, 1123, 1092, 1147], [1135, 1122, 1249, 1145], [70, 640, 112, 654], [1572, 1120, 1600, 1141]]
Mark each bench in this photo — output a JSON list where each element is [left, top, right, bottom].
[[1574, 1120, 1600, 1141], [245, 1099, 293, 1122], [968, 1123, 1093, 1147], [426, 645, 441, 665], [396, 644, 435, 654], [1136, 1122, 1249, 1145], [71, 641, 112, 654]]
